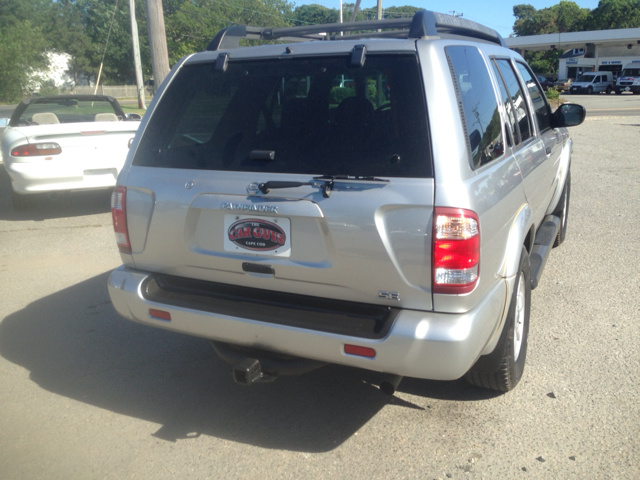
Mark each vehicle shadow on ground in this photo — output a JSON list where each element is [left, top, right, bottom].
[[0, 165, 112, 220], [0, 272, 497, 452]]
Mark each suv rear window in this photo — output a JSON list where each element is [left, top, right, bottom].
[[133, 54, 432, 178]]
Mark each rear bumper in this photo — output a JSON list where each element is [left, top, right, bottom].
[[108, 266, 508, 381], [5, 160, 118, 194]]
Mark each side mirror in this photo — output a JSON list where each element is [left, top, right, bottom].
[[125, 113, 142, 121], [552, 103, 586, 128]]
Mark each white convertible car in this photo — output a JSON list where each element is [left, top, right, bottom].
[[1, 95, 141, 209]]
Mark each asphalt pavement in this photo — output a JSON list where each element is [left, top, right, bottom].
[[0, 113, 639, 479]]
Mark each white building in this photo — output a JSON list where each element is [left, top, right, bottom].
[[29, 52, 75, 91], [505, 28, 640, 80], [559, 45, 640, 80]]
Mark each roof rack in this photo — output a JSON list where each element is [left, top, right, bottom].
[[206, 10, 507, 51]]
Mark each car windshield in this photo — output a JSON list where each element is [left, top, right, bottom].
[[133, 54, 432, 178], [17, 98, 120, 125], [621, 68, 640, 76], [576, 75, 595, 82]]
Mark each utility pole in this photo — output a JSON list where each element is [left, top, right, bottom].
[[377, 0, 382, 20], [145, 0, 170, 91], [130, 0, 146, 109]]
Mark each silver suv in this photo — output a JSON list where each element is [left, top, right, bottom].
[[108, 11, 585, 393]]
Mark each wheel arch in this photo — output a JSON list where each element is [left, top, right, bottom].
[[502, 204, 534, 279]]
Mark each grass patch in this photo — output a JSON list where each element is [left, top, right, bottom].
[[121, 105, 147, 115]]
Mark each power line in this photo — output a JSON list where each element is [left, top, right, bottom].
[[94, 0, 120, 94]]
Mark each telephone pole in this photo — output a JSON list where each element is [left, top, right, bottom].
[[377, 0, 382, 20], [130, 0, 146, 109], [145, 0, 170, 91]]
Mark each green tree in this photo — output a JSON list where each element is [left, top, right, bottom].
[[512, 2, 591, 74], [163, 0, 298, 64], [0, 0, 51, 102], [293, 4, 338, 25], [75, 0, 153, 84], [587, 0, 640, 29], [383, 6, 423, 19], [513, 1, 589, 35], [45, 0, 94, 85]]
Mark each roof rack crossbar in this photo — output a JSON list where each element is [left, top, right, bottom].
[[206, 10, 506, 51]]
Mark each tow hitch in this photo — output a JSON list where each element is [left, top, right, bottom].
[[211, 341, 327, 386], [232, 358, 276, 385]]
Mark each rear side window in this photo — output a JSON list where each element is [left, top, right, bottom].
[[133, 55, 432, 178], [516, 62, 551, 132], [494, 59, 533, 144], [446, 46, 504, 169]]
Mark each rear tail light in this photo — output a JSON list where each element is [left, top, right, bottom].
[[433, 207, 480, 294], [11, 143, 61, 157], [111, 186, 131, 254]]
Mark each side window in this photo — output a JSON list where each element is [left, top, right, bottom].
[[516, 62, 551, 132], [446, 46, 505, 168], [491, 61, 518, 146], [495, 59, 533, 143]]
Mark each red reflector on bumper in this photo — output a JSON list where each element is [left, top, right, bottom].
[[149, 309, 171, 321], [344, 344, 376, 358]]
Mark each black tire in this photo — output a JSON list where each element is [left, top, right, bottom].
[[606, 85, 612, 94], [587, 86, 593, 95], [551, 170, 571, 248], [464, 246, 531, 392], [614, 89, 621, 95]]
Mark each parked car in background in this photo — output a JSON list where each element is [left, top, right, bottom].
[[570, 71, 614, 94], [0, 95, 141, 209], [554, 78, 574, 91], [536, 75, 554, 90], [615, 62, 640, 94]]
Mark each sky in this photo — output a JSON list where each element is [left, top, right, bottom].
[[292, 0, 603, 37]]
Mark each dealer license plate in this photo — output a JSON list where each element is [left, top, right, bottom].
[[223, 214, 291, 257]]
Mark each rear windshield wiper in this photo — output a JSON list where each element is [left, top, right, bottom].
[[258, 175, 389, 198], [258, 181, 333, 198]]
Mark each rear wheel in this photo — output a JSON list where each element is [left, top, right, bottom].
[[587, 86, 593, 95], [464, 246, 531, 392], [552, 170, 571, 248], [606, 85, 612, 94]]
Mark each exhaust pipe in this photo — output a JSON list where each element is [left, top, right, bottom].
[[380, 374, 403, 395]]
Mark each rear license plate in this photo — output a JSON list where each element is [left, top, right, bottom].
[[224, 214, 291, 257]]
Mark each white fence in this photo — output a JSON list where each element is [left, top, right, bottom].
[[70, 85, 155, 99]]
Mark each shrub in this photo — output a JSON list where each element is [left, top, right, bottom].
[[545, 86, 560, 101]]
